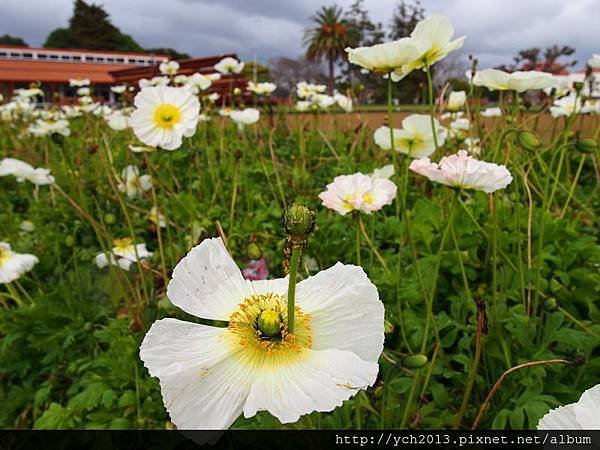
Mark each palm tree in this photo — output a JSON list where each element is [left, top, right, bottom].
[[303, 5, 351, 93]]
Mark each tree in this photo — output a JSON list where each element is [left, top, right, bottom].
[[303, 5, 351, 93], [498, 45, 577, 74], [44, 0, 143, 52], [268, 56, 327, 97], [0, 34, 28, 47], [388, 0, 424, 40]]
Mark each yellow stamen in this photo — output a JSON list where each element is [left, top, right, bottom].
[[153, 103, 182, 129]]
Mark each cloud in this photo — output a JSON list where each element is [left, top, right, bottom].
[[0, 0, 597, 70]]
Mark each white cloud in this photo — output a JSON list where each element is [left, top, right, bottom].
[[0, 0, 597, 70]]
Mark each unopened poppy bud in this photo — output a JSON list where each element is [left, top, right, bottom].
[[64, 236, 75, 247], [104, 213, 116, 225], [233, 87, 242, 96], [257, 310, 282, 337], [283, 203, 316, 240], [573, 82, 584, 93], [518, 131, 541, 151], [575, 138, 598, 154], [550, 279, 565, 294], [247, 242, 262, 260], [402, 354, 428, 369]]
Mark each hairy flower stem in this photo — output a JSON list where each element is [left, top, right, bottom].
[[354, 214, 361, 266], [357, 214, 390, 273], [286, 245, 302, 334], [471, 358, 579, 430], [424, 63, 439, 151], [229, 155, 241, 235]]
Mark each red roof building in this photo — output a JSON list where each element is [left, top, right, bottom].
[[0, 46, 247, 104]]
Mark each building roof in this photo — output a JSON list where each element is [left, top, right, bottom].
[[0, 45, 169, 84]]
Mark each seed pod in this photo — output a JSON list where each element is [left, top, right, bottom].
[[575, 138, 598, 154], [402, 354, 428, 369], [518, 131, 542, 151]]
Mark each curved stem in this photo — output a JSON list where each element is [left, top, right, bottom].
[[286, 245, 302, 334], [357, 214, 389, 273]]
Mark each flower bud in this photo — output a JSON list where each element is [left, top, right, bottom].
[[64, 235, 75, 247], [104, 213, 116, 225], [257, 310, 282, 337], [19, 220, 35, 232], [402, 354, 428, 369], [246, 242, 262, 260], [518, 131, 542, 151], [283, 203, 316, 240], [575, 138, 598, 154], [384, 320, 394, 334]]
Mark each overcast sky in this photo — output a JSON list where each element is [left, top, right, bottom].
[[1, 0, 598, 70]]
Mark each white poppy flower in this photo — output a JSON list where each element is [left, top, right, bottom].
[[480, 107, 502, 117], [28, 119, 71, 137], [149, 207, 166, 228], [334, 93, 353, 112], [371, 164, 395, 180], [312, 93, 336, 109], [473, 69, 555, 93], [247, 81, 277, 95], [229, 108, 260, 128], [173, 75, 188, 85], [117, 165, 152, 198], [588, 54, 600, 68], [139, 76, 170, 89], [450, 117, 470, 132], [139, 238, 383, 429], [296, 81, 327, 99], [462, 137, 481, 156], [373, 114, 446, 158], [295, 101, 311, 112], [345, 38, 419, 77], [106, 110, 129, 131], [410, 150, 512, 193], [446, 91, 466, 112], [0, 242, 39, 284], [214, 57, 244, 75], [111, 85, 127, 94], [129, 86, 200, 151], [185, 73, 212, 94], [206, 92, 220, 103], [319, 172, 397, 215], [0, 158, 54, 185], [550, 93, 584, 117], [159, 61, 180, 76], [538, 384, 600, 429], [400, 15, 465, 76], [69, 78, 90, 87], [128, 144, 156, 153], [95, 238, 153, 271], [77, 87, 91, 97]]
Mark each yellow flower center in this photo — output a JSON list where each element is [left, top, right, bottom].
[[113, 237, 134, 252], [153, 103, 182, 129], [226, 293, 312, 368], [362, 192, 374, 205], [342, 194, 355, 212], [0, 247, 11, 267]]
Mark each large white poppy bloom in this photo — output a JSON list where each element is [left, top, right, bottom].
[[0, 242, 39, 284], [473, 69, 555, 93], [0, 158, 54, 185], [95, 238, 153, 271], [130, 86, 200, 151], [588, 54, 600, 68], [400, 15, 465, 76], [140, 238, 384, 429], [319, 171, 397, 215], [538, 384, 600, 429], [373, 114, 446, 158], [345, 38, 419, 76], [214, 57, 244, 75], [117, 165, 152, 199], [410, 150, 512, 193]]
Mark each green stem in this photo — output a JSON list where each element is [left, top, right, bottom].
[[424, 63, 439, 151], [357, 214, 389, 273], [287, 246, 302, 334]]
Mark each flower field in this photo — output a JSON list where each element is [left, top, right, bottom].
[[1, 14, 600, 431]]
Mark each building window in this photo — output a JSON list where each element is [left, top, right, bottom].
[[38, 54, 48, 59], [73, 55, 81, 61]]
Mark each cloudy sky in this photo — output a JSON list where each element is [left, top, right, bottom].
[[1, 0, 598, 70]]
